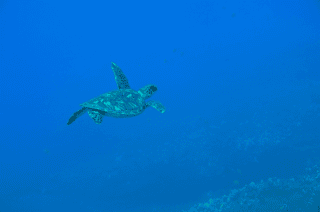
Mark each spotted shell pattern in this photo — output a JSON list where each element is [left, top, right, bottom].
[[80, 89, 146, 118]]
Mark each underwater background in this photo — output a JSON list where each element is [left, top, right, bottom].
[[1, 0, 320, 211]]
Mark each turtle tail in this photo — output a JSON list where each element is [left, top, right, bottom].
[[67, 107, 88, 125]]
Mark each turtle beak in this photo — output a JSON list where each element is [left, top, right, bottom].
[[151, 85, 157, 92]]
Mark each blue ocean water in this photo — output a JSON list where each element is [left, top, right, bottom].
[[1, 0, 320, 211]]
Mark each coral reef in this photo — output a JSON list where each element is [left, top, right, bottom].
[[183, 165, 320, 212]]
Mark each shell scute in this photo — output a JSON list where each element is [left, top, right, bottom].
[[80, 89, 144, 117]]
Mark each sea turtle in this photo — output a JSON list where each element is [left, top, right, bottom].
[[67, 62, 165, 125]]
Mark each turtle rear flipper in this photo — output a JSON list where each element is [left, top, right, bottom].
[[146, 100, 166, 113], [67, 107, 88, 125], [88, 110, 104, 124]]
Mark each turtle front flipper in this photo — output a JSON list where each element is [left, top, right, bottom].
[[88, 110, 104, 124], [111, 62, 131, 90], [67, 107, 88, 125], [146, 100, 166, 113]]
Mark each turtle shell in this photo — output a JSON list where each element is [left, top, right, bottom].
[[80, 89, 146, 118]]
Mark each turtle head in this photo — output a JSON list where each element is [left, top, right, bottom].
[[138, 84, 158, 100]]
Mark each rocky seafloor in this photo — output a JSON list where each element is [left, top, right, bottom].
[[183, 164, 320, 212]]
